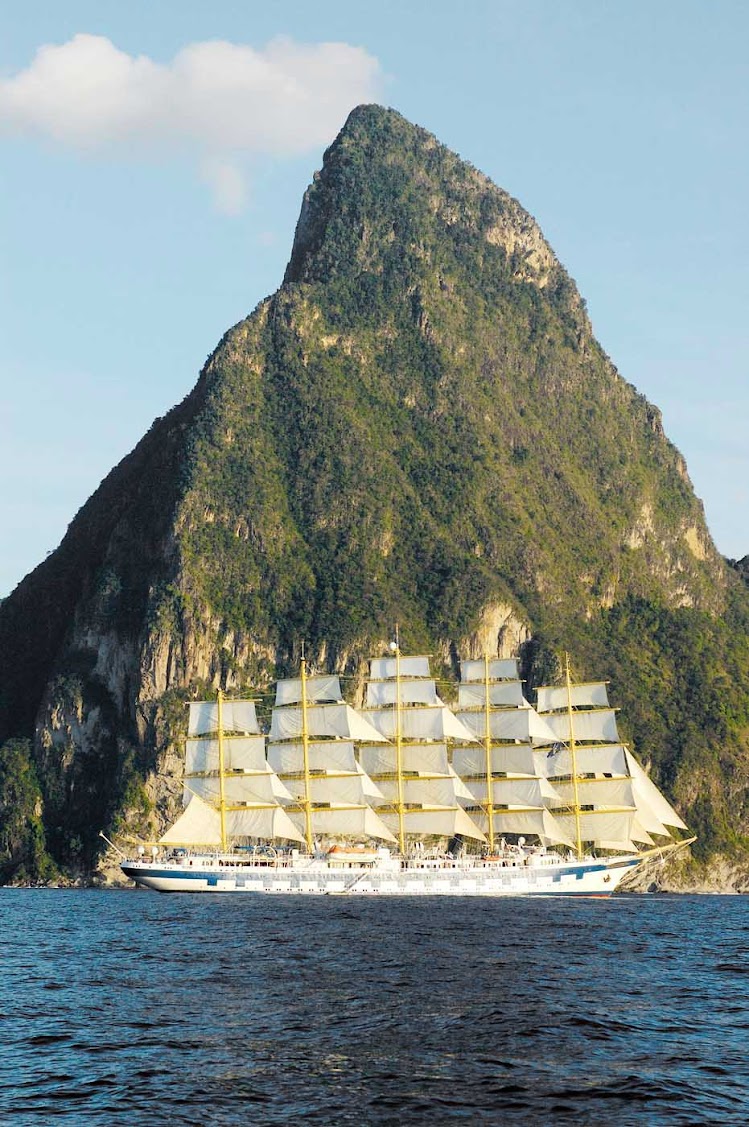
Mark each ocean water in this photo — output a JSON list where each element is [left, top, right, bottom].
[[2, 891, 748, 1125]]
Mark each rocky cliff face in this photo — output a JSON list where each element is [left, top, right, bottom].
[[0, 105, 745, 879]]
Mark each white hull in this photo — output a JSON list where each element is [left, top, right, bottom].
[[122, 852, 640, 896]]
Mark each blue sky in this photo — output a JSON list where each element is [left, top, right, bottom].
[[2, 1, 747, 597]]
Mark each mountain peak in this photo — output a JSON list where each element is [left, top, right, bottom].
[[284, 102, 559, 297]]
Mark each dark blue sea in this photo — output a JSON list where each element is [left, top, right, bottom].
[[2, 891, 747, 1125]]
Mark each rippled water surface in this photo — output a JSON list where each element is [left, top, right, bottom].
[[2, 890, 749, 1124]]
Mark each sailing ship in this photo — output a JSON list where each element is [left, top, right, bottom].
[[120, 647, 693, 895]]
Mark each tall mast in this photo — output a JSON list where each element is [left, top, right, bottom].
[[565, 652, 583, 859], [299, 648, 314, 853], [216, 688, 228, 852], [394, 625, 406, 856], [483, 654, 495, 854]]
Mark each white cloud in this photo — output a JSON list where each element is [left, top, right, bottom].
[[0, 33, 383, 209], [201, 158, 247, 216]]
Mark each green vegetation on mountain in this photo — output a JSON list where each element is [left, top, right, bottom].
[[0, 104, 746, 883], [0, 739, 57, 884]]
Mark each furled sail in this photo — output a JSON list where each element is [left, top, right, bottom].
[[362, 651, 486, 847], [268, 668, 397, 845]]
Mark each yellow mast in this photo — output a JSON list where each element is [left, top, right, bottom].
[[216, 688, 228, 852], [565, 652, 583, 860], [484, 654, 495, 854], [394, 625, 406, 856], [300, 648, 314, 854]]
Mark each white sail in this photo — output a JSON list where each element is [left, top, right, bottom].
[[458, 707, 558, 746], [366, 680, 441, 707], [224, 805, 306, 842], [370, 656, 431, 680], [541, 709, 620, 744], [535, 743, 629, 779], [558, 810, 637, 851], [595, 839, 639, 853], [467, 776, 564, 807], [455, 656, 690, 857], [460, 658, 519, 682], [359, 742, 451, 776], [449, 765, 476, 803], [270, 702, 388, 743], [469, 807, 574, 847], [553, 777, 636, 809], [267, 740, 359, 775], [630, 816, 656, 846], [274, 675, 342, 706], [185, 734, 267, 775], [188, 699, 259, 736], [364, 706, 476, 742], [288, 805, 397, 842], [159, 795, 223, 846], [453, 744, 537, 777], [536, 682, 610, 713], [187, 769, 295, 807], [374, 774, 472, 808], [380, 805, 487, 842], [281, 765, 384, 806], [625, 750, 687, 831], [457, 681, 526, 708]]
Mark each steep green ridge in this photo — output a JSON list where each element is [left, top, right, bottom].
[[0, 104, 747, 883]]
